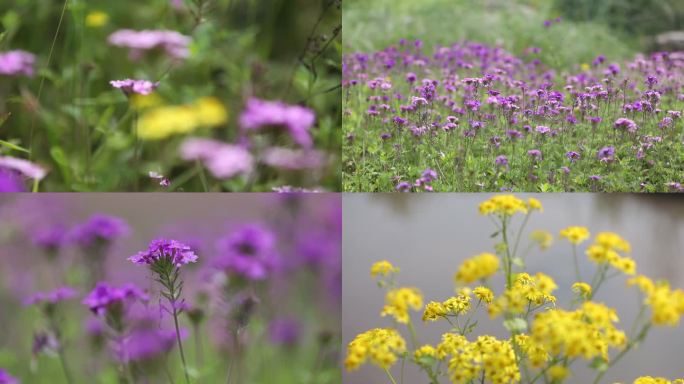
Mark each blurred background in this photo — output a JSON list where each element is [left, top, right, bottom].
[[0, 0, 341, 191], [343, 194, 684, 383], [0, 193, 341, 383], [344, 0, 684, 70]]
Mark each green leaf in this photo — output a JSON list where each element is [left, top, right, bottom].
[[589, 357, 608, 372], [503, 318, 527, 333], [512, 257, 525, 267], [0, 139, 29, 153]]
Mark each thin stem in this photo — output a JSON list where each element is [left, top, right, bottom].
[[406, 320, 418, 350], [48, 316, 74, 384], [384, 368, 398, 384], [172, 303, 191, 383], [572, 245, 581, 282]]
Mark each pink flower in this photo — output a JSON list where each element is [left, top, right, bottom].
[[239, 98, 316, 148], [0, 156, 47, 180], [110, 79, 158, 95], [261, 147, 325, 170], [0, 50, 35, 77], [180, 138, 254, 179], [108, 29, 191, 60]]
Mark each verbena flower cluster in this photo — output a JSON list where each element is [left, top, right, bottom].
[[343, 40, 684, 192], [345, 195, 684, 384]]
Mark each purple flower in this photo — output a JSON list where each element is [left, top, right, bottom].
[[269, 318, 301, 347], [395, 181, 411, 192], [129, 239, 198, 267], [0, 156, 47, 180], [495, 155, 508, 167], [32, 225, 69, 252], [535, 125, 550, 135], [614, 118, 637, 133], [566, 151, 581, 162], [214, 224, 279, 280], [0, 50, 35, 77], [561, 166, 571, 174], [25, 287, 78, 307], [70, 213, 129, 247], [597, 146, 615, 162], [527, 149, 542, 160], [505, 130, 523, 140], [0, 169, 24, 192], [421, 168, 438, 183], [108, 29, 191, 60], [119, 328, 183, 363], [180, 138, 254, 179], [83, 282, 149, 316], [589, 175, 602, 181], [0, 369, 19, 384], [239, 98, 316, 148], [110, 79, 158, 95]]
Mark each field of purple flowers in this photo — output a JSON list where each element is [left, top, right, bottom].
[[0, 194, 341, 383], [343, 39, 684, 192], [0, 0, 341, 192]]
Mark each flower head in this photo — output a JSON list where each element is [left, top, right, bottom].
[[371, 260, 399, 277], [110, 79, 158, 95], [559, 226, 590, 245], [129, 239, 198, 267], [0, 369, 19, 384], [83, 282, 148, 316], [70, 213, 129, 247], [239, 98, 316, 148], [214, 224, 279, 280], [108, 29, 191, 60], [455, 253, 500, 284], [0, 156, 47, 181], [0, 50, 35, 77], [381, 287, 423, 323], [345, 328, 406, 370], [180, 138, 253, 179], [25, 287, 78, 307]]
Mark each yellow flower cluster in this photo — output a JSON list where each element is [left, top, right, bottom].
[[370, 260, 400, 277], [628, 275, 684, 326], [414, 344, 437, 360], [585, 232, 636, 275], [530, 302, 626, 361], [454, 253, 500, 284], [437, 334, 520, 384], [473, 286, 494, 303], [86, 11, 109, 28], [489, 273, 557, 317], [559, 226, 590, 245], [478, 195, 541, 216], [422, 288, 472, 322], [633, 377, 684, 384], [345, 328, 406, 370], [138, 97, 228, 140], [572, 282, 592, 299], [513, 334, 549, 368], [530, 229, 553, 250], [381, 287, 423, 323]]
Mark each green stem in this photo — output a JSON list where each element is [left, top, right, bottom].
[[384, 368, 398, 384]]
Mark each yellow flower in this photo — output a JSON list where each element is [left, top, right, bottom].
[[381, 287, 423, 324], [527, 197, 543, 212], [130, 93, 164, 110], [422, 301, 447, 321], [473, 286, 494, 303], [559, 226, 590, 245], [530, 230, 553, 250], [571, 282, 592, 299], [580, 63, 590, 71], [442, 335, 520, 384], [345, 328, 406, 370], [414, 345, 437, 359], [370, 260, 399, 277], [612, 256, 636, 275], [423, 289, 471, 321], [595, 232, 631, 253], [454, 253, 500, 284], [138, 97, 228, 140], [478, 195, 529, 216], [86, 11, 109, 28], [548, 365, 568, 381], [634, 377, 684, 384], [514, 334, 548, 368]]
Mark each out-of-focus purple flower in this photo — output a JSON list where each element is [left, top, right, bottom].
[[239, 98, 316, 148], [527, 149, 542, 160], [272, 186, 323, 193], [32, 225, 69, 252], [589, 175, 602, 181], [269, 318, 301, 347], [667, 182, 683, 192], [535, 125, 550, 135], [170, 0, 184, 10], [566, 151, 581, 162], [0, 156, 47, 180], [129, 239, 198, 267], [119, 328, 185, 363], [0, 170, 24, 192], [70, 213, 130, 248], [421, 168, 437, 182], [32, 331, 59, 356], [297, 230, 339, 268], [588, 116, 602, 125], [83, 282, 149, 316], [25, 287, 78, 307], [495, 155, 508, 167], [0, 50, 35, 77], [180, 138, 254, 179], [395, 182, 411, 192], [0, 368, 19, 384], [261, 147, 325, 170], [214, 224, 279, 281], [108, 29, 191, 60], [597, 146, 615, 162], [110, 79, 158, 95], [614, 118, 637, 133], [561, 166, 571, 174], [506, 130, 523, 140]]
